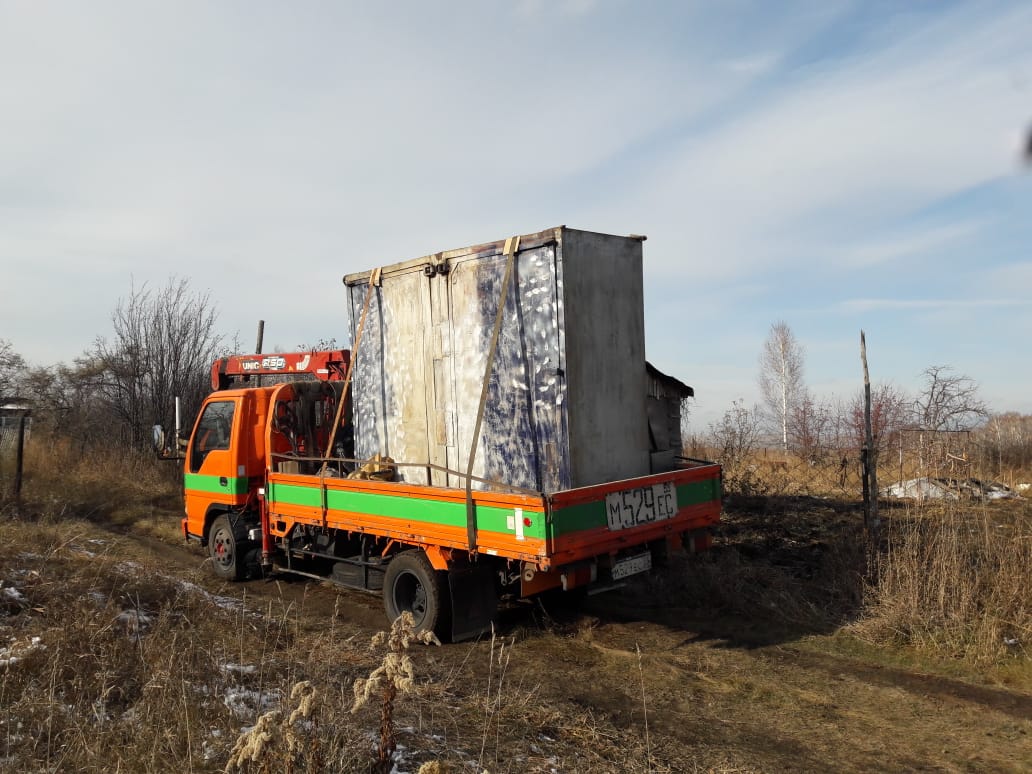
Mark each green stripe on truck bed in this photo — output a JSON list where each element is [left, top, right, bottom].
[[548, 477, 720, 537], [266, 482, 547, 540]]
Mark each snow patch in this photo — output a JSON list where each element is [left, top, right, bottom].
[[224, 686, 280, 719], [221, 663, 258, 675], [881, 477, 1020, 501], [0, 635, 45, 667], [1, 584, 27, 607], [173, 579, 244, 611]]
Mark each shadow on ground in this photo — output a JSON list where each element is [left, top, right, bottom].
[[526, 494, 875, 649]]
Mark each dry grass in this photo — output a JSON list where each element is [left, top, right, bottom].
[[855, 498, 1032, 666], [2, 438, 1029, 771], [0, 516, 686, 772], [2, 435, 183, 541], [0, 518, 395, 772], [696, 448, 1032, 665], [2, 437, 704, 771]]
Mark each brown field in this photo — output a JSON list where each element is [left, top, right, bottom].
[[1, 442, 1030, 772]]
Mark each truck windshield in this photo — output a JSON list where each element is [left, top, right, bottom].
[[190, 400, 235, 473]]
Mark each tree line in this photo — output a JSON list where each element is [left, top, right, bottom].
[[3, 294, 1031, 478], [1, 278, 227, 454], [704, 321, 1030, 480]]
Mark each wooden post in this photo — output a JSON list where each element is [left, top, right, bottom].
[[13, 412, 25, 503], [898, 432, 904, 488], [860, 331, 880, 542]]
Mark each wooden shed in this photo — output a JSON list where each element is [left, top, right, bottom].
[[645, 363, 693, 472]]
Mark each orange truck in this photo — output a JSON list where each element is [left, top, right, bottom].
[[181, 228, 721, 640]]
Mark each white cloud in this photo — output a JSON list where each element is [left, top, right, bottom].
[[516, 0, 602, 18], [2, 0, 1032, 423], [986, 261, 1032, 288], [723, 52, 782, 76], [837, 220, 986, 268], [620, 3, 1032, 281], [837, 297, 1032, 314]]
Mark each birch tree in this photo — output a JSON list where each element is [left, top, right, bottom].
[[758, 321, 806, 452]]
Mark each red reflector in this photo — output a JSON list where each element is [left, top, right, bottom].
[[523, 517, 532, 527]]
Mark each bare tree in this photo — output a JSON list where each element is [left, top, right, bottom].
[[758, 321, 806, 452], [846, 382, 910, 456], [0, 339, 26, 398], [18, 359, 112, 451], [913, 365, 988, 431], [90, 277, 228, 449], [977, 412, 1032, 472], [788, 391, 836, 463], [707, 399, 762, 493]]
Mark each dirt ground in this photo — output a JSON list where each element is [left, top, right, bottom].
[[138, 500, 1032, 770], [3, 496, 1030, 772]]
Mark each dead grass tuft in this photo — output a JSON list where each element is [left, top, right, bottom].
[[5, 436, 182, 541], [351, 611, 440, 773], [0, 519, 377, 772], [855, 498, 1032, 665]]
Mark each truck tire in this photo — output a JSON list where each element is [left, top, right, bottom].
[[208, 514, 256, 581], [384, 550, 449, 639]]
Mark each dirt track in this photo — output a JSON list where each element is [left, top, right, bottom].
[[120, 516, 1032, 773]]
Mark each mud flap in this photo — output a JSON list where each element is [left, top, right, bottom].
[[448, 564, 497, 643]]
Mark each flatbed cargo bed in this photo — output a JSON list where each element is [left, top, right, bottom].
[[263, 459, 721, 572]]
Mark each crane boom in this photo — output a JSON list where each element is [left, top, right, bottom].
[[210, 350, 350, 390]]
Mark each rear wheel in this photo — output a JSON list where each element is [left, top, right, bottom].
[[384, 550, 449, 639], [208, 514, 256, 581]]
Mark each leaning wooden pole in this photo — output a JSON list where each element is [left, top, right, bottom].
[[860, 331, 880, 542], [254, 320, 265, 388]]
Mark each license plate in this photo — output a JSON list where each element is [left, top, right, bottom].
[[611, 552, 652, 580], [605, 481, 678, 531]]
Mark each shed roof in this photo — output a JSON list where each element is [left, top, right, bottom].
[[645, 362, 693, 398]]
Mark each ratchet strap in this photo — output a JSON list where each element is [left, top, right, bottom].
[[464, 236, 520, 551]]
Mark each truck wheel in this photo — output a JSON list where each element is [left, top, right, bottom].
[[384, 550, 449, 639], [209, 514, 254, 581]]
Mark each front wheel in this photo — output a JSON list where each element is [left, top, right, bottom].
[[383, 550, 449, 639], [208, 514, 256, 581]]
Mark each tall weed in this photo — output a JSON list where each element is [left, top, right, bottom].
[[857, 500, 1031, 664]]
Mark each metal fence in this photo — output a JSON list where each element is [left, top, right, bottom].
[[0, 412, 31, 498], [690, 428, 1026, 500], [0, 414, 31, 455]]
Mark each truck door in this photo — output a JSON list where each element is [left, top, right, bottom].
[[446, 243, 566, 492], [426, 267, 455, 487], [348, 268, 433, 485], [184, 398, 248, 528]]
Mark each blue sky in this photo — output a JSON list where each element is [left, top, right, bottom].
[[1, 0, 1030, 430]]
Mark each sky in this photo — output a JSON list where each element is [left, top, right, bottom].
[[2, 0, 1030, 432]]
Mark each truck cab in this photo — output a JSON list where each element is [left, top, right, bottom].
[[182, 377, 351, 550], [183, 387, 270, 546]]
